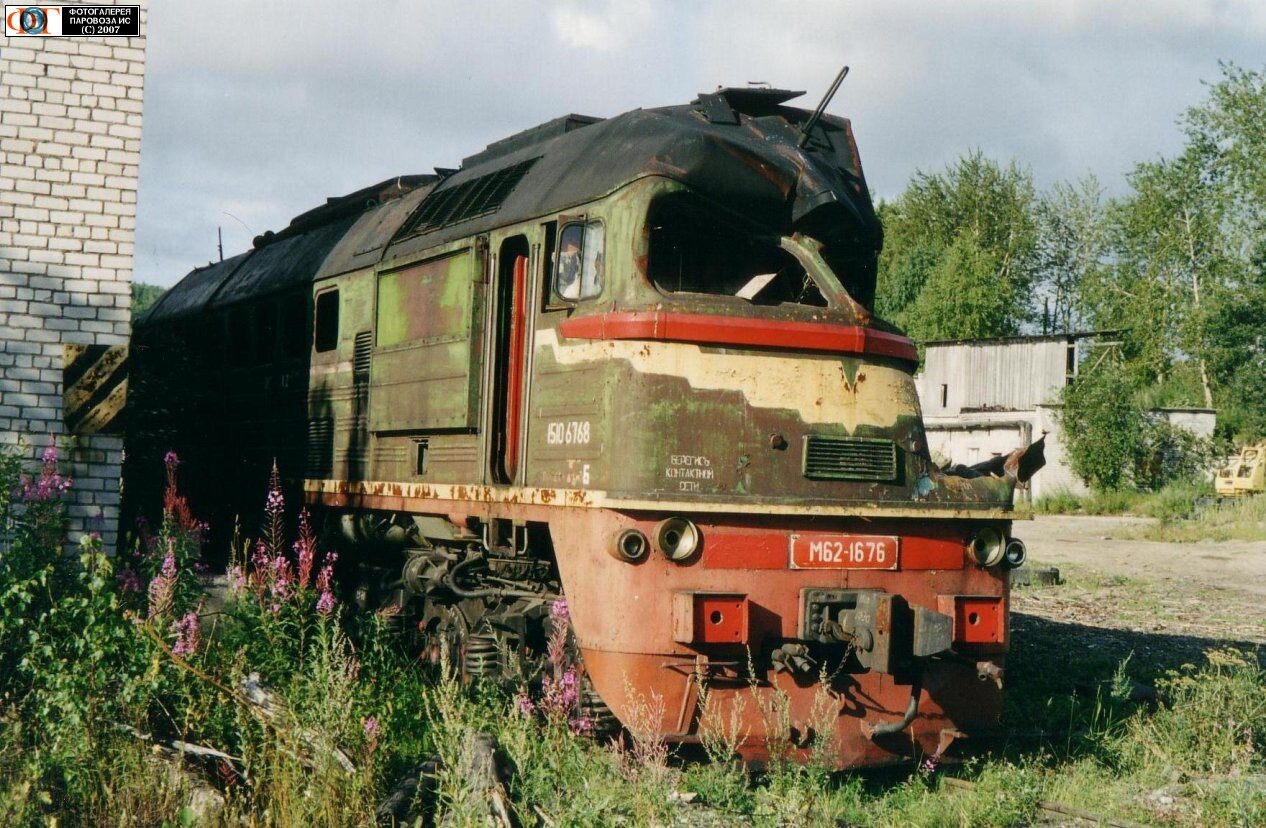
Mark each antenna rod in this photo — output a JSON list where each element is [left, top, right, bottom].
[[798, 64, 850, 147], [217, 226, 223, 262]]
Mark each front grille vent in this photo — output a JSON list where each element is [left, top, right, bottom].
[[803, 435, 898, 482]]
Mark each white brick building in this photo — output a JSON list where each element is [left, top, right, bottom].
[[0, 10, 148, 551]]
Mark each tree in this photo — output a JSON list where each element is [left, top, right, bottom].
[[876, 150, 1039, 341], [1184, 63, 1266, 236], [901, 236, 1012, 342], [1075, 63, 1266, 416], [1083, 148, 1233, 407], [1205, 244, 1266, 440], [132, 282, 166, 316], [1034, 175, 1108, 334], [1058, 361, 1142, 492]]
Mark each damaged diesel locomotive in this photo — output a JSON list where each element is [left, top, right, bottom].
[[127, 85, 1042, 768]]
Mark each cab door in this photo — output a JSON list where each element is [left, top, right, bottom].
[[490, 236, 530, 484]]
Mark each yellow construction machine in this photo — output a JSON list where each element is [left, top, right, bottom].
[[1214, 442, 1266, 499]]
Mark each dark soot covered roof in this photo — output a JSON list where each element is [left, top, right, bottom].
[[139, 88, 879, 328]]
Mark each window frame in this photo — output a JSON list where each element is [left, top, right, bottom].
[[551, 219, 605, 304], [313, 288, 340, 354], [644, 192, 834, 309]]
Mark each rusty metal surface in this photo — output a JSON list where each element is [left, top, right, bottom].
[[303, 478, 1022, 521], [134, 251, 249, 325], [211, 215, 358, 308], [548, 507, 1008, 767], [315, 184, 436, 280], [139, 177, 434, 328]]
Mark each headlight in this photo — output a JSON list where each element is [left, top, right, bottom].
[[610, 528, 649, 563], [654, 517, 701, 563], [970, 526, 1005, 567], [1003, 538, 1027, 569]]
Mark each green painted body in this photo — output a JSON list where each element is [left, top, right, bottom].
[[310, 175, 1016, 513]]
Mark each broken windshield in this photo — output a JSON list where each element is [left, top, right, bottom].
[[646, 193, 828, 307]]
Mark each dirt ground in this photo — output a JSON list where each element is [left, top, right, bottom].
[[1012, 514, 1266, 652]]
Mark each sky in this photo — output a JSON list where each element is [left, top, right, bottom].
[[133, 0, 1266, 287]]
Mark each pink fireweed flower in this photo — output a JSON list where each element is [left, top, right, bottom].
[[515, 693, 536, 715], [316, 590, 335, 616], [226, 565, 246, 593], [362, 716, 379, 740], [550, 597, 569, 622], [116, 567, 142, 593], [147, 549, 178, 617], [269, 555, 294, 603], [538, 669, 581, 723], [249, 540, 271, 595], [568, 716, 593, 735], [261, 462, 285, 556], [172, 611, 201, 656], [294, 508, 316, 591], [316, 563, 334, 594], [163, 450, 179, 470], [20, 442, 72, 503]]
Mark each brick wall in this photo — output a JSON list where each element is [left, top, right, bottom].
[[0, 9, 148, 551]]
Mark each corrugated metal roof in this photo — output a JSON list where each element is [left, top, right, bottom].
[[209, 214, 357, 308], [134, 252, 249, 325]]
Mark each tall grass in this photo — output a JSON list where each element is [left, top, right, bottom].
[[1035, 481, 1219, 521], [1139, 492, 1266, 542], [1, 443, 1263, 825], [1034, 487, 1144, 515]]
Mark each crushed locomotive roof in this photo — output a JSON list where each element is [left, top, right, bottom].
[[140, 90, 881, 326]]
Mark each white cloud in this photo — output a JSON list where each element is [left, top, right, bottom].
[[548, 0, 659, 54]]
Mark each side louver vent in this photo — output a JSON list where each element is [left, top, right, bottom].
[[353, 330, 373, 379], [802, 436, 898, 482], [307, 418, 334, 477]]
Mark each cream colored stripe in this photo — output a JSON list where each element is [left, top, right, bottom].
[[535, 328, 921, 430]]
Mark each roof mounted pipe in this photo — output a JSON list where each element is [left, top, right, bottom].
[[798, 64, 849, 147]]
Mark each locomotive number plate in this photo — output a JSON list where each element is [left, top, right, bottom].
[[788, 534, 900, 570]]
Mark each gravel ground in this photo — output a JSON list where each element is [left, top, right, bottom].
[[1012, 514, 1266, 659]]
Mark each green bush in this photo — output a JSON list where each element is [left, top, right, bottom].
[[1058, 362, 1142, 491], [1133, 419, 1221, 491]]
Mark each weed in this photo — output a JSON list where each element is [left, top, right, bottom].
[[1138, 492, 1266, 542], [2, 442, 1264, 825]]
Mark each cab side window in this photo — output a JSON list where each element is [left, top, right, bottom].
[[553, 221, 604, 301], [314, 289, 339, 353]]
